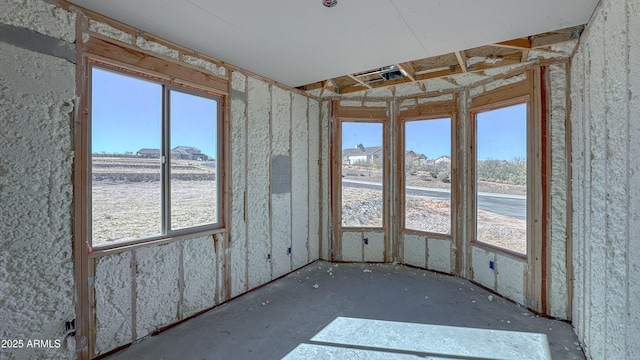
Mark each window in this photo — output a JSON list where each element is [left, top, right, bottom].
[[474, 103, 527, 255], [403, 117, 452, 234], [341, 122, 384, 227], [90, 65, 221, 247]]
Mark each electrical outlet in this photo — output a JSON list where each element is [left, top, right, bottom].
[[65, 319, 75, 336]]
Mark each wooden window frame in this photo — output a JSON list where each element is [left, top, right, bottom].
[[87, 61, 224, 250], [398, 111, 457, 239], [330, 102, 390, 261], [468, 72, 540, 261]]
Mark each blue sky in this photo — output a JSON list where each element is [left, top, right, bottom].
[[342, 104, 527, 161], [476, 103, 527, 161], [91, 67, 218, 157], [92, 67, 525, 162]]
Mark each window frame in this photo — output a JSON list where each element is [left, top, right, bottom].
[[399, 114, 456, 238], [469, 96, 532, 259], [337, 117, 389, 231], [87, 61, 224, 250]]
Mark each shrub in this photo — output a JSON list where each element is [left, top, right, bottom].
[[437, 171, 450, 183]]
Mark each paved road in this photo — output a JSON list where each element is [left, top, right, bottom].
[[343, 179, 526, 220]]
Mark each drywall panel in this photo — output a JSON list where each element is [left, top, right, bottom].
[[320, 100, 331, 261], [271, 86, 292, 279], [94, 252, 132, 356], [342, 232, 363, 262], [183, 236, 216, 318], [363, 231, 384, 262], [403, 234, 426, 268], [471, 246, 495, 291], [0, 41, 76, 359], [427, 238, 451, 274], [308, 99, 321, 261], [495, 254, 525, 304], [135, 242, 180, 338], [548, 63, 569, 319], [230, 71, 248, 297], [291, 93, 310, 268], [246, 77, 272, 288], [0, 0, 75, 43]]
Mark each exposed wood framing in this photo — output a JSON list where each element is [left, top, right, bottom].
[[72, 10, 90, 360], [397, 62, 426, 91], [493, 38, 532, 50], [348, 74, 373, 89], [83, 36, 228, 94], [454, 51, 468, 73], [540, 66, 550, 315], [530, 67, 544, 314]]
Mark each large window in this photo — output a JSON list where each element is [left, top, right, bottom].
[[341, 122, 384, 227], [90, 65, 221, 247], [404, 117, 452, 234], [474, 103, 527, 255]]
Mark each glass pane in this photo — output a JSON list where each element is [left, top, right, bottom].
[[91, 67, 162, 245], [476, 103, 527, 254], [341, 122, 383, 227], [169, 90, 218, 230], [404, 118, 451, 234]]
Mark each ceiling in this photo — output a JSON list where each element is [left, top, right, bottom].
[[68, 0, 599, 88]]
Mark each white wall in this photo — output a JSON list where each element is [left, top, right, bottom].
[[570, 0, 640, 358]]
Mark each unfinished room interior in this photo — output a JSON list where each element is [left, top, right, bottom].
[[1, 0, 639, 359]]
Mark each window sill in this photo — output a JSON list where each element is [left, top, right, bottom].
[[88, 226, 226, 259]]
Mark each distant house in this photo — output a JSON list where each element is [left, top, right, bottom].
[[136, 146, 210, 160], [405, 150, 427, 164], [171, 146, 208, 161], [434, 155, 451, 164], [137, 148, 160, 158], [342, 145, 382, 164]]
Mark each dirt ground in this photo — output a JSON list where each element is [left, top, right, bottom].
[[342, 186, 526, 254]]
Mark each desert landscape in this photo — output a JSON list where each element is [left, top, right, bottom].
[[341, 163, 527, 254], [91, 156, 217, 245]]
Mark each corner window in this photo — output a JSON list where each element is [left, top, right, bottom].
[[474, 103, 527, 255], [403, 117, 452, 234], [90, 65, 221, 247], [341, 121, 384, 227]]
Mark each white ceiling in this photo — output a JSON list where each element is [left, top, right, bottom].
[[69, 0, 599, 88]]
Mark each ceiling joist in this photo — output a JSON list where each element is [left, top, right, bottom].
[[397, 62, 426, 91], [454, 51, 468, 73], [297, 28, 579, 96]]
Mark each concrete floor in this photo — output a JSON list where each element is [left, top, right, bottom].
[[105, 261, 585, 360]]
